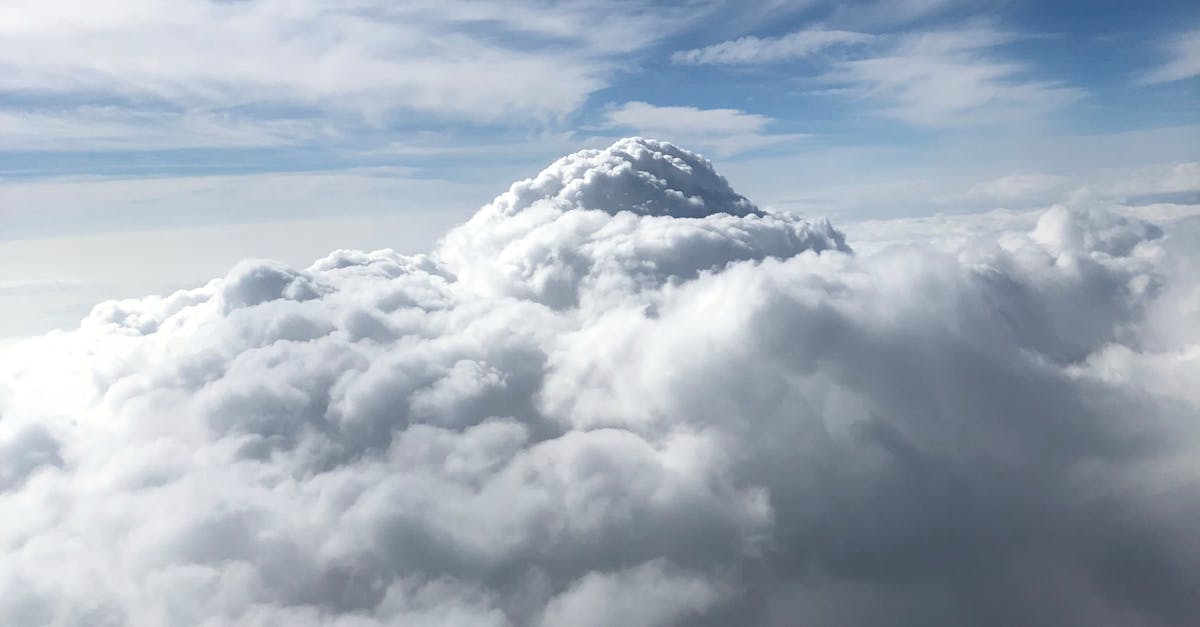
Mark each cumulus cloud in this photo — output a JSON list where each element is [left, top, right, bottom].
[[2, 138, 1199, 626]]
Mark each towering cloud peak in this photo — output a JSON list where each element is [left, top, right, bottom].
[[437, 137, 848, 308], [484, 136, 761, 219]]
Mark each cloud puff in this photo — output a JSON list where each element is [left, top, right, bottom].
[[0, 0, 671, 121], [437, 138, 848, 309], [2, 138, 1199, 626], [0, 107, 331, 152]]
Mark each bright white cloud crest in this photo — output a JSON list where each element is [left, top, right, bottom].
[[2, 138, 1199, 626]]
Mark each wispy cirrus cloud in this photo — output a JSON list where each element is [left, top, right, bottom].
[[671, 29, 873, 65], [0, 107, 335, 151], [0, 0, 686, 146], [670, 25, 1083, 129], [1140, 27, 1200, 85], [824, 28, 1085, 126], [601, 101, 805, 156]]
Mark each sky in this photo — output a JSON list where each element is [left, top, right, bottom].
[[2, 4, 1200, 625], [2, 0, 1198, 336]]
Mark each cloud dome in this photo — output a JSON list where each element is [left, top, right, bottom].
[[437, 137, 848, 308]]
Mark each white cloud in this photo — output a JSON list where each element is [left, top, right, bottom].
[[671, 25, 1083, 128], [825, 29, 1085, 126], [0, 107, 333, 151], [1, 138, 1199, 625], [1141, 27, 1200, 85], [0, 212, 472, 339], [602, 102, 805, 157], [0, 0, 681, 128], [671, 29, 873, 65], [606, 103, 774, 136]]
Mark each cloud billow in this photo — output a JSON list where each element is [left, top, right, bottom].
[[1, 138, 1198, 626]]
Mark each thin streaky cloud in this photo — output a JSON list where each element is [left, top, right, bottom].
[[0, 107, 335, 152], [1140, 27, 1200, 85], [671, 29, 874, 65], [602, 101, 806, 156], [0, 0, 680, 122], [824, 28, 1085, 127], [605, 102, 773, 135]]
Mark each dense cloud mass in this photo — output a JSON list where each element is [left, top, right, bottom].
[[2, 138, 1199, 626]]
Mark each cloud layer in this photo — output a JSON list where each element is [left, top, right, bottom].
[[2, 138, 1199, 626], [601, 102, 806, 157]]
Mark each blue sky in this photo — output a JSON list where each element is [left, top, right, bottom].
[[1, 0, 1198, 335], [1, 0, 1197, 237]]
